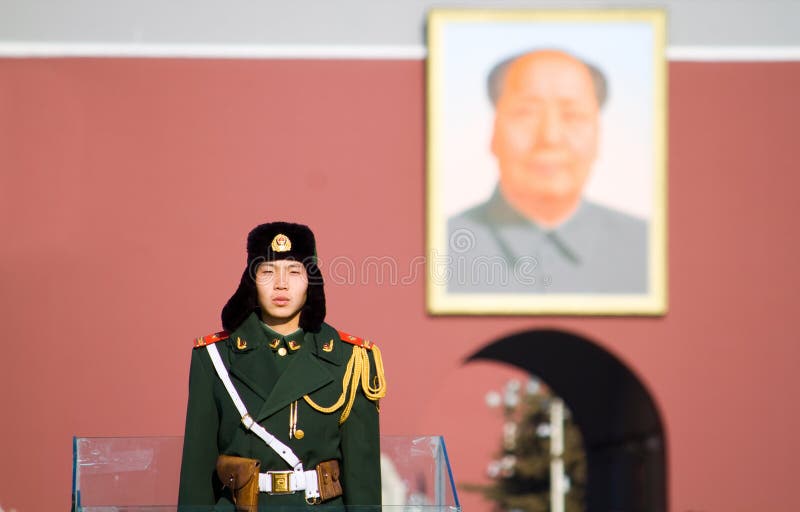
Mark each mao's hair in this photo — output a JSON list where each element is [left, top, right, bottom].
[[487, 49, 609, 109]]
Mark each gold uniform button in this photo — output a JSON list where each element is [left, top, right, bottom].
[[278, 347, 287, 356], [295, 429, 304, 439]]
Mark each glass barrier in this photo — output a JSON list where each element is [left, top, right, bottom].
[[72, 436, 460, 512]]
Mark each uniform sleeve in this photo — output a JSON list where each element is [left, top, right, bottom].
[[339, 351, 382, 507], [178, 347, 221, 508]]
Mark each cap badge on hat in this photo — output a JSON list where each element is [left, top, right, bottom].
[[271, 234, 292, 252]]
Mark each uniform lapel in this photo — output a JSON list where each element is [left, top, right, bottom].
[[220, 318, 344, 422], [229, 349, 275, 403], [255, 350, 334, 422], [227, 313, 276, 403], [312, 323, 349, 366]]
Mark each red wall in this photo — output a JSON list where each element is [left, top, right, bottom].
[[0, 58, 798, 512]]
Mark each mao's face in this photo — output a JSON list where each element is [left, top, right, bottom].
[[491, 52, 600, 204]]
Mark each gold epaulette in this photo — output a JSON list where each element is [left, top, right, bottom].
[[193, 330, 229, 348], [303, 329, 387, 424]]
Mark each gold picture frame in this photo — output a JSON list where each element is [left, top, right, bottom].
[[426, 9, 667, 315]]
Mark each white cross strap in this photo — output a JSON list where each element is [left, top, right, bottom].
[[205, 344, 302, 471]]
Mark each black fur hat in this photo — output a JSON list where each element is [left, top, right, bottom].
[[221, 222, 326, 333]]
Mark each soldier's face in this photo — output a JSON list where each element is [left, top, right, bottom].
[[254, 260, 309, 325], [491, 52, 600, 205]]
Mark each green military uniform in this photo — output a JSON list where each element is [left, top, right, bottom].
[[179, 312, 384, 509], [178, 221, 386, 510]]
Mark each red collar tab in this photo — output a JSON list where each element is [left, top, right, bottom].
[[193, 330, 230, 348], [337, 330, 375, 350]]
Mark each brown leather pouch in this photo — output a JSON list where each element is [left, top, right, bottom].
[[316, 459, 343, 502], [216, 454, 261, 512]]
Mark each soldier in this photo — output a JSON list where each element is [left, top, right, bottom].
[[178, 222, 386, 510]]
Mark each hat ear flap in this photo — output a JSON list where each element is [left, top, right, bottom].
[[299, 260, 326, 332], [299, 283, 326, 333], [221, 269, 258, 332]]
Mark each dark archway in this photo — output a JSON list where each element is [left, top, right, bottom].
[[467, 329, 667, 512]]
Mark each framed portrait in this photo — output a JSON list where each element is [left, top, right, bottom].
[[426, 9, 667, 315]]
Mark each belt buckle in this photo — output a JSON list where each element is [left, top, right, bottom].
[[270, 471, 293, 494]]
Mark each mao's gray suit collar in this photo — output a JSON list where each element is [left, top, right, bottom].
[[484, 185, 587, 266]]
